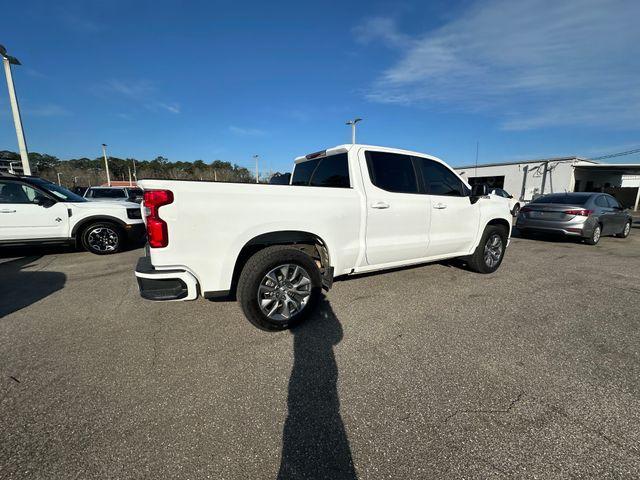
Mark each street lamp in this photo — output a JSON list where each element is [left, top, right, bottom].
[[57, 172, 62, 186], [253, 154, 259, 183], [8, 161, 20, 174], [101, 143, 111, 186], [0, 44, 31, 175], [345, 118, 362, 144]]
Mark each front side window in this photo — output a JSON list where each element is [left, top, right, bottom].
[[606, 196, 621, 209], [291, 153, 350, 188], [0, 181, 47, 204], [415, 157, 467, 196], [365, 151, 418, 194], [27, 178, 86, 202]]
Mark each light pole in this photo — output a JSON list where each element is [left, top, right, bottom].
[[57, 172, 62, 185], [1, 44, 31, 175], [345, 118, 362, 144], [253, 154, 259, 183], [132, 159, 137, 182], [8, 161, 20, 174], [101, 143, 111, 186]]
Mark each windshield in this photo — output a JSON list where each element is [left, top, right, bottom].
[[88, 188, 127, 198], [532, 193, 591, 205], [29, 178, 87, 202]]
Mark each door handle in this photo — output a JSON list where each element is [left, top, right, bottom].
[[433, 203, 447, 209], [0, 209, 17, 213], [371, 201, 390, 209]]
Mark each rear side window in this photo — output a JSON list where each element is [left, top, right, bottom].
[[89, 189, 127, 198], [595, 196, 608, 207], [365, 151, 418, 194], [291, 153, 350, 188], [414, 157, 467, 196]]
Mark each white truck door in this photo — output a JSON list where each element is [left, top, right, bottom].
[[360, 150, 430, 265], [413, 157, 480, 256], [0, 181, 70, 240]]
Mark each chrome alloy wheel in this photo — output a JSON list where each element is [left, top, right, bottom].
[[87, 227, 119, 252], [258, 264, 312, 321], [623, 222, 630, 237], [483, 233, 503, 268], [593, 225, 601, 243]]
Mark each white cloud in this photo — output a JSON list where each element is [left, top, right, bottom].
[[228, 125, 267, 136], [359, 0, 640, 130], [99, 79, 180, 114], [24, 104, 71, 117]]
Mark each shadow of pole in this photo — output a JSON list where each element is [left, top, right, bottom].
[[277, 300, 357, 480]]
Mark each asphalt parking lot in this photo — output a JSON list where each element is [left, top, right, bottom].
[[1, 226, 639, 479]]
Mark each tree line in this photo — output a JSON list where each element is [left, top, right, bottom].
[[0, 150, 283, 186]]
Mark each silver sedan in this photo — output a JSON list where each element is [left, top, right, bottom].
[[515, 192, 632, 245]]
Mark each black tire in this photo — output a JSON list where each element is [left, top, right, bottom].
[[80, 221, 124, 255], [584, 223, 601, 245], [466, 225, 508, 274], [615, 220, 631, 238], [237, 245, 323, 331], [512, 203, 521, 217]]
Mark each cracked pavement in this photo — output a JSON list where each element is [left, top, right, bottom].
[[1, 227, 639, 479]]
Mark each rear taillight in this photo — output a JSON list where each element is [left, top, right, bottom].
[[143, 190, 174, 248], [564, 209, 593, 216]]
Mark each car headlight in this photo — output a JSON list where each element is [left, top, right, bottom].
[[127, 208, 142, 219]]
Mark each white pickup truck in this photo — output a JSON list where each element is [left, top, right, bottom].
[[135, 144, 512, 330]]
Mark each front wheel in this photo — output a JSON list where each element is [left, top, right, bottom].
[[81, 222, 124, 254], [466, 225, 508, 273], [237, 246, 323, 331], [511, 203, 521, 217], [615, 221, 631, 238]]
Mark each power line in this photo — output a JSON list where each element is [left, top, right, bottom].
[[589, 147, 640, 161]]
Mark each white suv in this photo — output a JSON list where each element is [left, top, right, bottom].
[[0, 174, 145, 254]]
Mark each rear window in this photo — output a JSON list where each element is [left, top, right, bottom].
[[88, 188, 127, 198], [532, 193, 591, 205], [291, 153, 350, 188]]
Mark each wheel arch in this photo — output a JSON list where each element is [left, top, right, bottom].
[[486, 218, 511, 236], [229, 230, 333, 298], [71, 215, 127, 239]]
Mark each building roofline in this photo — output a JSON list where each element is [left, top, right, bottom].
[[454, 156, 595, 170]]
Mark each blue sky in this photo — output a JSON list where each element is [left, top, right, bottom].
[[1, 0, 639, 172]]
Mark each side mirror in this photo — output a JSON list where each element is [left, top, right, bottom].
[[471, 184, 489, 197], [34, 196, 55, 208]]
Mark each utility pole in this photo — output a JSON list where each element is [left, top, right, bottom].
[[57, 172, 62, 185], [128, 166, 133, 186], [101, 144, 111, 186], [345, 118, 362, 144], [1, 45, 31, 175], [253, 154, 259, 183], [132, 159, 137, 182]]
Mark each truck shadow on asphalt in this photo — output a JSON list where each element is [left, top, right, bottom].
[[0, 256, 66, 318], [278, 299, 357, 480]]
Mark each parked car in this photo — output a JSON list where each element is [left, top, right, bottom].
[[134, 144, 513, 330], [0, 173, 145, 254], [516, 192, 632, 245], [490, 188, 521, 216], [84, 186, 143, 203]]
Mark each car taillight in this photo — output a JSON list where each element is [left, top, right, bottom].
[[143, 189, 174, 248], [564, 209, 593, 216]]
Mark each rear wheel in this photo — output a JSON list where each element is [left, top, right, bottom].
[[584, 224, 601, 245], [512, 203, 521, 217], [466, 225, 508, 274], [237, 246, 322, 331], [81, 221, 124, 254], [615, 221, 631, 238]]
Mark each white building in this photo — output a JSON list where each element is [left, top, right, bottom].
[[455, 157, 640, 210]]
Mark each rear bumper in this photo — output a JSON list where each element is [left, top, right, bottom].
[[516, 216, 596, 237], [135, 256, 199, 301]]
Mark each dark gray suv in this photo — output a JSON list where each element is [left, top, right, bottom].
[[516, 192, 632, 245]]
